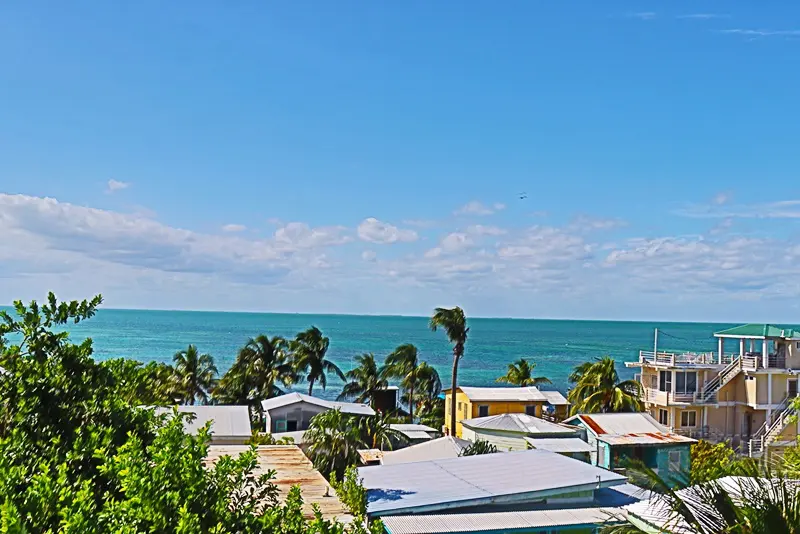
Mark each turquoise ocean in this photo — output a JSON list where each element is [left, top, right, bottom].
[[1, 308, 734, 400]]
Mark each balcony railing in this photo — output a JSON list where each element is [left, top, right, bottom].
[[638, 350, 734, 367], [642, 387, 700, 405]]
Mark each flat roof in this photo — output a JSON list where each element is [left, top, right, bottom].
[[524, 437, 593, 453], [205, 445, 352, 523], [260, 392, 375, 416], [153, 405, 251, 438], [359, 449, 626, 516]]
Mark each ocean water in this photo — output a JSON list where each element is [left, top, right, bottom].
[[0, 308, 733, 399]]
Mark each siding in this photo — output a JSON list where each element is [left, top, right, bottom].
[[463, 428, 529, 451], [445, 391, 546, 437]]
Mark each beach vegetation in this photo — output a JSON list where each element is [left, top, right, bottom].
[[430, 307, 469, 435], [405, 361, 443, 427], [305, 409, 365, 479], [339, 352, 388, 404], [173, 343, 218, 405], [292, 326, 345, 396], [567, 356, 642, 415], [381, 343, 420, 421], [496, 358, 551, 387]]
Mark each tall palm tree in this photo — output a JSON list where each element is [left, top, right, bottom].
[[567, 356, 642, 415], [304, 409, 366, 479], [381, 344, 420, 421], [291, 326, 344, 396], [338, 353, 387, 404], [496, 358, 551, 387], [172, 345, 218, 405], [213, 335, 294, 405], [430, 307, 469, 436]]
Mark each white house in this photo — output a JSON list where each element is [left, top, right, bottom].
[[260, 392, 374, 433], [460, 413, 581, 452], [154, 405, 252, 444]]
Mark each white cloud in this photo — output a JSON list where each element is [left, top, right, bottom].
[[568, 216, 626, 232], [221, 224, 246, 233], [357, 218, 417, 244], [106, 179, 130, 193], [454, 201, 505, 216], [465, 225, 506, 236], [720, 29, 800, 37], [712, 192, 731, 205], [629, 12, 657, 20], [678, 13, 728, 20], [361, 250, 377, 262], [677, 199, 800, 219], [274, 222, 351, 248]]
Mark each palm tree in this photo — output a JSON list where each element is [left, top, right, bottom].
[[567, 356, 642, 415], [430, 307, 469, 436], [359, 412, 408, 450], [172, 345, 217, 405], [338, 353, 387, 404], [496, 358, 551, 387], [304, 409, 366, 479], [213, 335, 295, 405], [403, 361, 442, 422], [381, 344, 420, 421], [291, 327, 344, 396], [459, 439, 498, 456]]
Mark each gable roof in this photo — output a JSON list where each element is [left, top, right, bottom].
[[153, 405, 251, 438], [461, 413, 576, 436], [380, 436, 471, 465], [260, 392, 375, 416], [714, 323, 800, 339], [359, 449, 626, 516], [564, 413, 696, 446], [540, 390, 570, 405], [447, 386, 547, 402], [524, 437, 593, 453]]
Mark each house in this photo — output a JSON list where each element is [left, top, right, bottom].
[[205, 445, 352, 522], [359, 449, 644, 533], [443, 386, 570, 437], [379, 436, 471, 465], [564, 413, 695, 485], [260, 392, 375, 433], [153, 405, 252, 444], [627, 324, 800, 458], [372, 386, 400, 413], [388, 423, 440, 446], [460, 413, 581, 452]]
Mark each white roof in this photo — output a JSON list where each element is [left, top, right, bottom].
[[380, 507, 621, 534], [380, 436, 470, 465], [461, 413, 577, 435], [260, 392, 375, 416], [524, 437, 594, 453], [540, 390, 570, 405], [389, 424, 438, 441], [455, 386, 547, 402], [359, 448, 626, 515], [154, 405, 251, 438], [564, 413, 695, 446]]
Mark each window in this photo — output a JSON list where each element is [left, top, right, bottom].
[[650, 374, 658, 389], [286, 420, 298, 432], [658, 409, 669, 426], [525, 405, 537, 416], [675, 371, 697, 394], [659, 371, 672, 392], [457, 401, 462, 411], [789, 379, 798, 398], [680, 411, 697, 428], [478, 405, 489, 417], [464, 404, 469, 417], [669, 450, 682, 471]]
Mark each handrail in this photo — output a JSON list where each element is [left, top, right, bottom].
[[639, 350, 735, 366], [698, 356, 742, 403]]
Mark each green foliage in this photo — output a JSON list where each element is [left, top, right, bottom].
[[496, 358, 551, 387], [430, 307, 468, 435], [101, 358, 180, 405], [339, 353, 387, 404], [292, 327, 344, 396], [247, 431, 295, 446], [459, 439, 498, 456], [781, 438, 800, 478], [329, 466, 368, 517], [416, 396, 445, 430], [690, 439, 739, 484], [381, 344, 419, 420], [173, 344, 218, 405], [305, 409, 366, 480], [567, 356, 642, 415]]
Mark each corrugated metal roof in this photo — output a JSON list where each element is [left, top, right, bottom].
[[381, 507, 622, 534], [598, 433, 696, 446], [205, 445, 352, 523], [359, 448, 626, 516], [564, 413, 696, 446], [260, 392, 375, 416], [462, 413, 577, 435], [524, 437, 593, 453], [450, 386, 547, 402], [380, 436, 471, 465], [714, 323, 800, 339], [540, 390, 570, 405], [390, 424, 437, 432], [153, 405, 251, 438]]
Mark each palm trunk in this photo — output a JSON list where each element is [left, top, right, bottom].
[[308, 379, 315, 396], [409, 369, 415, 423], [450, 352, 459, 436]]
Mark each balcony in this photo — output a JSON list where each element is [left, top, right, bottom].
[[643, 387, 699, 406], [638, 350, 734, 367]]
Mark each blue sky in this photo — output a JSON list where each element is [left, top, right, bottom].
[[2, 1, 800, 321]]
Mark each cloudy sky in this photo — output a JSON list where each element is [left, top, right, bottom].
[[2, 2, 800, 321]]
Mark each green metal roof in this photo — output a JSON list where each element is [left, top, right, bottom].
[[714, 323, 800, 339]]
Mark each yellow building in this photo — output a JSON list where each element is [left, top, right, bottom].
[[442, 386, 570, 437], [627, 324, 800, 458]]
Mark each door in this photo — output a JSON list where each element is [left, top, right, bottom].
[[743, 413, 752, 438], [789, 379, 799, 398]]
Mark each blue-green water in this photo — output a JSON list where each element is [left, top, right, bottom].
[[1, 308, 734, 399]]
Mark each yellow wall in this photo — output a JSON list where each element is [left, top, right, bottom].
[[444, 390, 545, 437]]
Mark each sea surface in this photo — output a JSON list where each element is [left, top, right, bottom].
[[0, 308, 734, 399]]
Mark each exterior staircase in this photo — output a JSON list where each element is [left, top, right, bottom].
[[748, 396, 797, 457], [697, 356, 744, 404]]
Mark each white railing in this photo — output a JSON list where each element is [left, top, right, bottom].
[[747, 397, 798, 457], [697, 356, 743, 404], [642, 388, 701, 405], [639, 350, 734, 366]]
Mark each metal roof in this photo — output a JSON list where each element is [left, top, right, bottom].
[[564, 413, 695, 446], [153, 405, 252, 438], [380, 436, 471, 465], [540, 390, 570, 405], [260, 392, 375, 416], [462, 413, 577, 436], [524, 437, 593, 453], [598, 433, 696, 446], [446, 386, 547, 402], [390, 424, 438, 432], [359, 448, 626, 516], [381, 507, 622, 534], [205, 445, 352, 522], [714, 323, 800, 339]]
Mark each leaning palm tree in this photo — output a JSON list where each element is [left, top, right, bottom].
[[304, 409, 366, 479], [381, 344, 420, 421], [567, 356, 642, 415], [172, 345, 218, 405], [496, 358, 551, 387], [430, 307, 469, 435], [338, 353, 387, 404], [291, 326, 344, 396]]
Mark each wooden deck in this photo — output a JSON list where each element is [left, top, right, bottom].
[[205, 445, 353, 523]]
